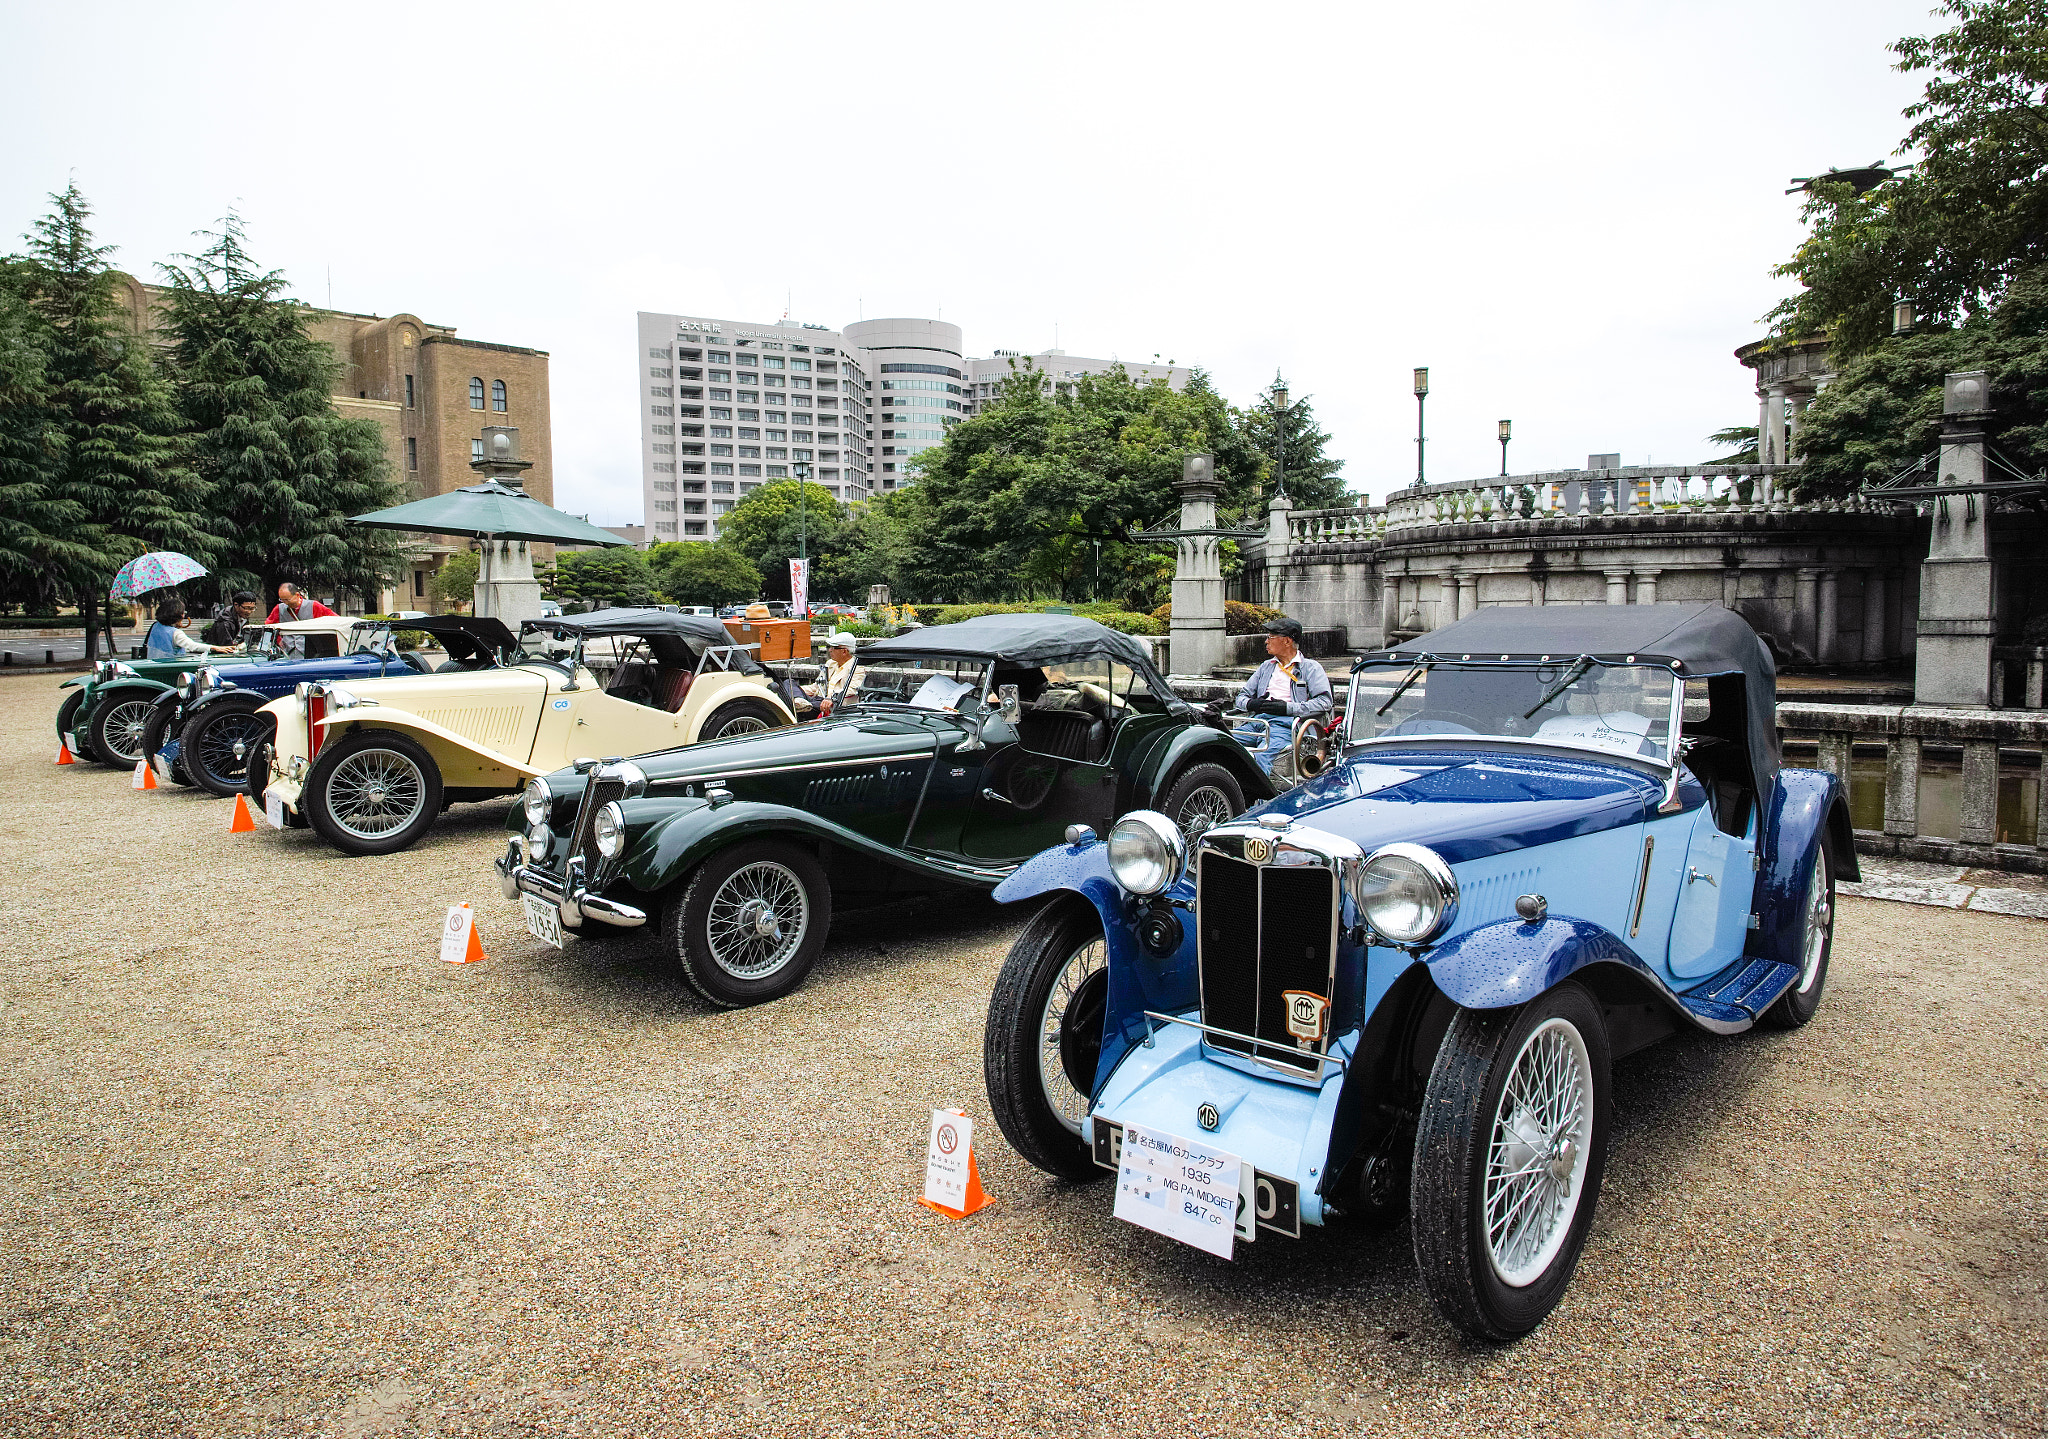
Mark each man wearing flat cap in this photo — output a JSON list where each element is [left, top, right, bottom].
[[1224, 617, 1333, 775]]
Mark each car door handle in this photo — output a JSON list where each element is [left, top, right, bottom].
[[1687, 866, 1718, 887], [981, 788, 1012, 805]]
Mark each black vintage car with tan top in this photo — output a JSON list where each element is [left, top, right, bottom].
[[497, 613, 1273, 1007]]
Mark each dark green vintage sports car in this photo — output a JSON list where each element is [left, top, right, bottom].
[[496, 613, 1274, 1007]]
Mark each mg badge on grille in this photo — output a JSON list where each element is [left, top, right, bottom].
[[1242, 836, 1273, 865], [1196, 1103, 1221, 1132], [1283, 990, 1329, 1046]]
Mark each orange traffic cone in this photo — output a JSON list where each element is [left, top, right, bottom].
[[439, 903, 488, 964], [131, 760, 157, 791], [917, 1109, 993, 1219], [56, 743, 75, 765], [919, 1150, 991, 1220], [229, 793, 258, 832]]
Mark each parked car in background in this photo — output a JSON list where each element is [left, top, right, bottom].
[[152, 616, 521, 797], [56, 617, 358, 768], [496, 613, 1274, 1008], [253, 609, 796, 856], [982, 603, 1850, 1342]]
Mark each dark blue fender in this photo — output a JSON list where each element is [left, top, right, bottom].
[[993, 841, 1201, 1101], [1423, 915, 1649, 1012], [1754, 766, 1858, 968]]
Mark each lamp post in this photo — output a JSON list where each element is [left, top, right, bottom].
[[1893, 299, 1917, 336], [1498, 419, 1512, 477], [791, 460, 811, 564], [1269, 378, 1291, 500], [1413, 368, 1429, 486]]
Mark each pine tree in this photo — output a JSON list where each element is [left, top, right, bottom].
[[0, 260, 82, 612], [14, 184, 208, 652], [159, 213, 404, 606], [1236, 374, 1348, 510]]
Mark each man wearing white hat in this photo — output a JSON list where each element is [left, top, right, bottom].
[[802, 632, 867, 718]]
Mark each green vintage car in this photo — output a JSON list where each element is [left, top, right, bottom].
[[56, 617, 359, 768], [496, 613, 1274, 1007]]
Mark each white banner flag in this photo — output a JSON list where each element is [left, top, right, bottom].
[[789, 557, 809, 618]]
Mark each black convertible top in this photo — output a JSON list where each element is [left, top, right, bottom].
[[1374, 602, 1781, 789], [524, 607, 763, 673], [400, 614, 520, 654], [862, 613, 1158, 672]]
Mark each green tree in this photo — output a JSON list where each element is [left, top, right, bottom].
[[649, 541, 761, 606], [552, 547, 653, 608], [1702, 425, 1760, 465], [11, 186, 209, 655], [899, 361, 1264, 607], [714, 480, 850, 596], [1770, 0, 2048, 354], [1236, 374, 1348, 509], [159, 213, 404, 606], [0, 260, 79, 613], [430, 548, 479, 609]]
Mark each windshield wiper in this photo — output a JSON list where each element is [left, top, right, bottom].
[[1524, 655, 1594, 719], [1375, 661, 1433, 716]]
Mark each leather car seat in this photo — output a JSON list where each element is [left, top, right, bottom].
[[661, 667, 694, 712], [1017, 707, 1111, 763]]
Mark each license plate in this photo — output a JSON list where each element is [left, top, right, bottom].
[[522, 893, 564, 949], [264, 788, 285, 830], [1092, 1117, 1301, 1238]]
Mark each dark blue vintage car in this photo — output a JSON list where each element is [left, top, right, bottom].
[[981, 603, 1852, 1342], [151, 615, 519, 797]]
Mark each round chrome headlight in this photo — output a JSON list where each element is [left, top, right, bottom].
[[592, 801, 626, 859], [1106, 810, 1186, 897], [523, 777, 553, 825], [1352, 843, 1458, 946]]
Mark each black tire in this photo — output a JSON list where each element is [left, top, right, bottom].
[[56, 690, 85, 759], [242, 738, 306, 828], [89, 691, 157, 768], [667, 841, 832, 1007], [303, 729, 444, 856], [698, 697, 786, 741], [983, 897, 1109, 1180], [1157, 761, 1245, 840], [140, 703, 195, 786], [1412, 982, 1612, 1342], [1764, 829, 1836, 1029], [180, 702, 275, 798]]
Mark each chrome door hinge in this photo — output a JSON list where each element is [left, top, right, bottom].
[[1746, 913, 1761, 931]]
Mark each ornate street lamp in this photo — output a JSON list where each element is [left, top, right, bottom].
[[1498, 419, 1512, 476], [1269, 378, 1291, 500], [1893, 299, 1917, 336], [791, 459, 811, 565], [1413, 368, 1429, 486]]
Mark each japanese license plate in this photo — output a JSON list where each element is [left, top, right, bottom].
[[264, 788, 285, 830], [522, 893, 564, 949]]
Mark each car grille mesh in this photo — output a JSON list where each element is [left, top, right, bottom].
[[571, 775, 627, 873], [1198, 849, 1335, 1075]]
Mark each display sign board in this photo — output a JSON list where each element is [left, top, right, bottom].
[[1112, 1122, 1252, 1260]]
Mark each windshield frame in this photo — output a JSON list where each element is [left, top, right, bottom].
[[1344, 653, 1687, 777]]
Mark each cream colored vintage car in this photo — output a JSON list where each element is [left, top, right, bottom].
[[251, 609, 796, 854]]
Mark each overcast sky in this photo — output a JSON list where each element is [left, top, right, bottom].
[[5, 0, 1934, 524]]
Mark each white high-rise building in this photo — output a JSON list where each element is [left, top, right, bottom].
[[636, 310, 1193, 541]]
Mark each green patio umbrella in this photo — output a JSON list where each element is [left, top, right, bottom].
[[348, 478, 627, 547]]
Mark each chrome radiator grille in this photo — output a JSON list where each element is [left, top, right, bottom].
[[1196, 846, 1339, 1076], [569, 775, 627, 873]]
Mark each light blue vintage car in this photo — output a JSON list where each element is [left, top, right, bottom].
[[981, 603, 1853, 1341]]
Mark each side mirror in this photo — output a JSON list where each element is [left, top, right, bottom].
[[998, 683, 1021, 725]]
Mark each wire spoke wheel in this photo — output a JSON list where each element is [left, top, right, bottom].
[[1483, 1017, 1594, 1288], [324, 748, 427, 840], [704, 860, 809, 980], [1798, 845, 1832, 994], [712, 714, 772, 738], [194, 712, 267, 787], [100, 699, 153, 764], [1036, 936, 1107, 1136], [1174, 783, 1236, 838]]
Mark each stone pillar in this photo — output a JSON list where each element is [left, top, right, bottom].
[[1457, 571, 1479, 620], [1862, 571, 1888, 662], [1795, 568, 1820, 659], [469, 427, 546, 628], [1787, 393, 1809, 460], [1763, 384, 1788, 466], [1916, 371, 1998, 705], [1817, 569, 1840, 664], [1168, 453, 1227, 677], [1438, 572, 1459, 629], [1379, 574, 1400, 645], [1958, 740, 2000, 845], [1604, 570, 1629, 605], [1264, 488, 1294, 614], [1634, 568, 1659, 605], [1883, 736, 1920, 837]]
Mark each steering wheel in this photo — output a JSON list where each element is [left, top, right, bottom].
[[1381, 710, 1486, 736]]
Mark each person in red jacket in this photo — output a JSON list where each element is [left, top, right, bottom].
[[266, 581, 338, 624]]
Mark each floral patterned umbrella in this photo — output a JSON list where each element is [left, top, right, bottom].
[[108, 551, 208, 601]]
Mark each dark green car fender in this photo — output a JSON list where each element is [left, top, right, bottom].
[[619, 796, 932, 896], [77, 676, 181, 722], [1137, 724, 1277, 807]]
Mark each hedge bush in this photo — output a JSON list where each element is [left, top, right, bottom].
[[1150, 600, 1283, 635], [919, 601, 1164, 636]]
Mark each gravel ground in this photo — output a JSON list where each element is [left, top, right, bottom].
[[4, 670, 2045, 1438]]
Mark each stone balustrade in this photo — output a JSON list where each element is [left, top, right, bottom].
[[1780, 701, 2048, 873], [1993, 645, 2048, 710]]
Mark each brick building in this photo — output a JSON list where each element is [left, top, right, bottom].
[[107, 275, 552, 609]]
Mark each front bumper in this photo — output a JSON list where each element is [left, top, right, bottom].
[[496, 839, 647, 930]]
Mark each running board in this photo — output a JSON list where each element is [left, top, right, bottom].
[[1679, 957, 1800, 1026]]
